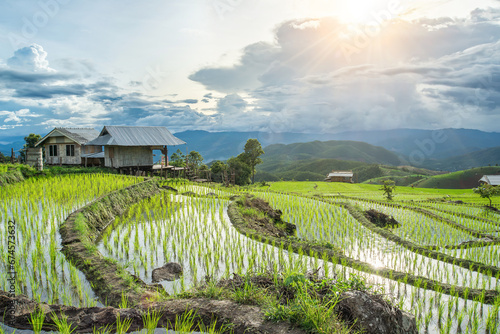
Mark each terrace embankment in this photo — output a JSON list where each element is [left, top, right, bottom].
[[59, 178, 165, 308], [343, 203, 500, 278], [0, 290, 305, 334], [0, 168, 25, 186], [48, 180, 306, 333], [228, 196, 500, 305], [333, 194, 500, 232]]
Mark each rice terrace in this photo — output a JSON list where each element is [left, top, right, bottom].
[[2, 1, 500, 333], [1, 163, 500, 334]]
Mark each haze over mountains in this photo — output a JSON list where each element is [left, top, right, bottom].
[[2, 128, 499, 172], [174, 128, 500, 171]]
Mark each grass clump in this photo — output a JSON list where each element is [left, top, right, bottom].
[[50, 313, 76, 334], [28, 307, 45, 334], [263, 272, 370, 334], [167, 309, 233, 333], [142, 308, 162, 334], [115, 314, 132, 334], [190, 271, 370, 334]]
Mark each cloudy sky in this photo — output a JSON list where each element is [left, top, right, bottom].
[[1, 0, 499, 138]]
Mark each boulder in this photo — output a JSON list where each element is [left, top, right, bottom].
[[364, 209, 400, 228], [152, 262, 183, 282], [335, 290, 417, 334]]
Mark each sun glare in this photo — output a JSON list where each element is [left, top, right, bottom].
[[345, 0, 375, 22], [370, 258, 386, 269], [342, 0, 404, 24]]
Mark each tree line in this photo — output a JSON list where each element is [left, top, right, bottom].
[[169, 138, 264, 186]]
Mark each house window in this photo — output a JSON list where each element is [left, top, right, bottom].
[[49, 145, 58, 157], [66, 144, 75, 157]]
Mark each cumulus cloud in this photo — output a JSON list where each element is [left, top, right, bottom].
[[189, 10, 500, 133], [217, 94, 248, 114], [189, 42, 281, 93], [7, 44, 54, 72], [3, 9, 500, 139], [0, 108, 41, 123], [0, 44, 213, 137]]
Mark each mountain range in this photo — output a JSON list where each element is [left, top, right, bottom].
[[174, 129, 500, 171], [2, 128, 499, 171]]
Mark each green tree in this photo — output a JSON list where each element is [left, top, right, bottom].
[[210, 160, 228, 183], [380, 180, 396, 201], [0, 152, 5, 163], [187, 151, 203, 171], [241, 139, 264, 184], [21, 133, 42, 162], [228, 154, 252, 186], [170, 149, 185, 167], [473, 184, 500, 207]]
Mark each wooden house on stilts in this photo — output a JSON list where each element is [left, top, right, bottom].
[[85, 126, 186, 174]]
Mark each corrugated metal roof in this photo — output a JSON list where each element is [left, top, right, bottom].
[[57, 128, 100, 144], [86, 126, 186, 147], [480, 175, 500, 186], [328, 172, 354, 178], [81, 152, 105, 158], [36, 127, 99, 146]]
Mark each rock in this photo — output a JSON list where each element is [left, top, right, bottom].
[[335, 290, 417, 334], [244, 197, 296, 237], [364, 209, 401, 228], [152, 262, 183, 282]]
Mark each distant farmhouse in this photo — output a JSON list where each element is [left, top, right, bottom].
[[479, 175, 500, 186], [325, 170, 354, 183], [35, 128, 102, 166], [85, 126, 185, 171]]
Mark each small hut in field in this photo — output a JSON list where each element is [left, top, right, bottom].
[[35, 128, 101, 165], [325, 170, 354, 183], [479, 175, 500, 186], [85, 126, 185, 172]]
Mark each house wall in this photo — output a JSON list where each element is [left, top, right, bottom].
[[43, 136, 82, 165], [82, 145, 103, 155], [104, 146, 153, 168]]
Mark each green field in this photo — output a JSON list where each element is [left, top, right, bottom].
[[257, 181, 500, 205], [414, 166, 500, 189], [2, 175, 500, 333]]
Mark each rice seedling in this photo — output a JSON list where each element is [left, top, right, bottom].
[[119, 291, 129, 309], [115, 314, 132, 334], [28, 307, 45, 334], [142, 308, 162, 334], [0, 174, 143, 307], [92, 324, 112, 334], [50, 313, 75, 334], [168, 308, 197, 332], [3, 175, 498, 333]]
